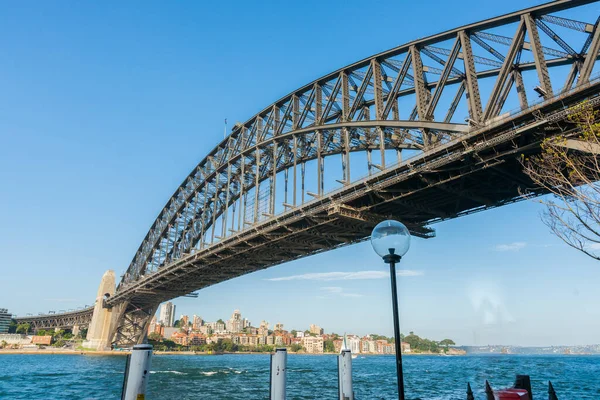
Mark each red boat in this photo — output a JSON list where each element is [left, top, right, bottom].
[[467, 375, 559, 400]]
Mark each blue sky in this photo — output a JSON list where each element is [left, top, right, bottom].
[[1, 0, 599, 347]]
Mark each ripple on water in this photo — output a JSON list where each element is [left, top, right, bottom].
[[0, 354, 598, 399]]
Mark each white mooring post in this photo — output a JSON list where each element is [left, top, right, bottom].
[[269, 348, 287, 400], [338, 349, 354, 400], [121, 344, 153, 400]]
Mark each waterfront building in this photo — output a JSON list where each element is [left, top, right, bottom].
[[376, 340, 394, 354], [158, 302, 176, 327], [227, 310, 243, 333], [247, 326, 258, 335], [401, 342, 411, 353], [347, 335, 361, 354], [361, 339, 376, 353], [333, 339, 343, 353], [162, 327, 179, 339], [205, 321, 226, 333], [302, 336, 324, 354], [243, 318, 251, 329], [266, 335, 274, 345], [296, 331, 304, 338], [152, 324, 165, 337], [192, 315, 203, 330], [0, 333, 31, 346], [31, 335, 52, 346], [258, 320, 269, 336], [0, 308, 11, 333], [309, 324, 323, 335], [171, 331, 189, 346], [198, 325, 211, 335], [189, 332, 206, 346], [180, 315, 189, 327]]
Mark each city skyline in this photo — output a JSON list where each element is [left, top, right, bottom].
[[1, 0, 600, 348]]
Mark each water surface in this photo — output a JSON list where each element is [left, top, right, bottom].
[[1, 353, 598, 399]]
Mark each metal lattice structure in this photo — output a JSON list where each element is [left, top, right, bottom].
[[18, 0, 600, 345], [16, 308, 94, 331]]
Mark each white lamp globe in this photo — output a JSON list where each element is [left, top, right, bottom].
[[371, 220, 411, 258]]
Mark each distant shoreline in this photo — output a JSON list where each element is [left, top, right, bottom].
[[0, 349, 463, 356], [2, 349, 597, 356]]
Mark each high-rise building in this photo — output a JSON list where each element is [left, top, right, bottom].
[[192, 315, 203, 330], [258, 320, 269, 336], [227, 309, 243, 333], [309, 324, 323, 335], [180, 315, 189, 327], [0, 308, 11, 333], [158, 302, 176, 327]]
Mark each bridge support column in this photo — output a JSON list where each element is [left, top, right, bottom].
[[83, 270, 117, 350]]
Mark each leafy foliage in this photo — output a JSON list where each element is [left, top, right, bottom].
[[403, 332, 442, 353]]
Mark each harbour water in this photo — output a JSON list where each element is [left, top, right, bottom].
[[0, 354, 598, 399]]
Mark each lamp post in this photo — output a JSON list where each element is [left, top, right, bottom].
[[371, 220, 411, 400]]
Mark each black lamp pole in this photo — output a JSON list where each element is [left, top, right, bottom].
[[383, 249, 405, 400]]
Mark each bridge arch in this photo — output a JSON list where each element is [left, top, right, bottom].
[[121, 0, 600, 287]]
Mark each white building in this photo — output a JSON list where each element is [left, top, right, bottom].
[[347, 335, 361, 354], [227, 310, 243, 333], [302, 336, 324, 354], [158, 302, 176, 327]]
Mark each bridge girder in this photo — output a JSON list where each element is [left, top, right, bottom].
[[121, 0, 600, 286], [22, 0, 600, 347]]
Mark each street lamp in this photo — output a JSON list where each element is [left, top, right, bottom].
[[371, 220, 411, 400]]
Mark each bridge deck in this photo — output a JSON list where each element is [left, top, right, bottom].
[[108, 79, 600, 311]]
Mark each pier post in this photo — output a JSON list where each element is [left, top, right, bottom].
[[121, 344, 153, 400], [338, 349, 354, 400], [269, 348, 287, 400]]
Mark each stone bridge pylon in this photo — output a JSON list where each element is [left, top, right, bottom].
[[83, 270, 119, 350]]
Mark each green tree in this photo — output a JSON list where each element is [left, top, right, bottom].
[[290, 330, 297, 337], [173, 320, 180, 328], [324, 340, 335, 353], [217, 319, 225, 325], [79, 328, 88, 339], [0, 340, 7, 349], [8, 319, 17, 334], [148, 332, 162, 341], [289, 343, 303, 352], [16, 323, 30, 334]]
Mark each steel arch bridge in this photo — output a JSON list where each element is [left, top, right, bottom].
[[17, 0, 600, 346]]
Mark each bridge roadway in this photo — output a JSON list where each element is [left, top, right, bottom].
[[15, 0, 600, 346]]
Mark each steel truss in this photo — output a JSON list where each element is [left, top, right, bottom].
[[122, 0, 600, 287], [15, 308, 94, 331], [20, 0, 600, 345]]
